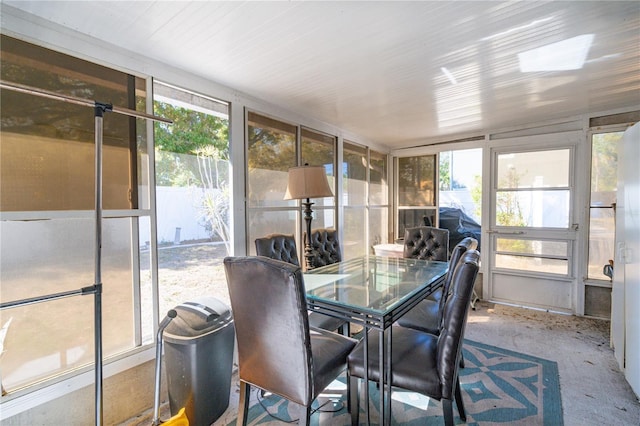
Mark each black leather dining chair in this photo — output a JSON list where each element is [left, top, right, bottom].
[[255, 233, 348, 334], [347, 250, 480, 426], [255, 233, 300, 265], [396, 237, 478, 335], [403, 225, 449, 262], [304, 228, 342, 269], [224, 256, 357, 426]]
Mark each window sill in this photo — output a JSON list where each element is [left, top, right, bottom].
[[0, 346, 155, 419]]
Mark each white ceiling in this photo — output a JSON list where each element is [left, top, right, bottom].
[[5, 1, 640, 148]]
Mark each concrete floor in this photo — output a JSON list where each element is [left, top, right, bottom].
[[123, 301, 640, 425], [464, 302, 639, 426]]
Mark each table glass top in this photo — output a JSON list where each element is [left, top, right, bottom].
[[303, 255, 448, 315]]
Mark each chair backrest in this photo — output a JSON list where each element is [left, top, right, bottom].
[[436, 249, 480, 398], [305, 228, 342, 268], [224, 256, 313, 405], [438, 237, 478, 313], [255, 234, 300, 266], [403, 226, 449, 261]]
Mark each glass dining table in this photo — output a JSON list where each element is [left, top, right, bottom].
[[303, 255, 449, 425]]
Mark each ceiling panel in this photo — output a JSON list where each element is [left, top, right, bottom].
[[4, 1, 639, 148]]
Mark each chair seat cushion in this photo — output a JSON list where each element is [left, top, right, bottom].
[[310, 328, 357, 396], [347, 327, 442, 399], [309, 312, 347, 332], [396, 298, 441, 334]]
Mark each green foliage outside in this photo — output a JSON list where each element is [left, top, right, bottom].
[[154, 101, 230, 250], [154, 101, 229, 186], [591, 132, 620, 193], [247, 126, 296, 172], [439, 152, 451, 191], [470, 174, 482, 219], [496, 166, 530, 252]]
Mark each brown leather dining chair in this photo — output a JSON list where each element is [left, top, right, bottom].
[[347, 250, 480, 426], [224, 256, 357, 426], [255, 233, 348, 334]]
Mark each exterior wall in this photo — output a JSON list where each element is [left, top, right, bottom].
[[2, 361, 157, 425]]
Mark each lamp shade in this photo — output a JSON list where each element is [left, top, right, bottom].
[[284, 165, 334, 200]]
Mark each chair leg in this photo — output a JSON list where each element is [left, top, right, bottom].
[[349, 374, 359, 426], [442, 399, 455, 426], [460, 352, 465, 368], [237, 381, 251, 426], [339, 322, 350, 336], [470, 289, 479, 310], [298, 404, 312, 426], [454, 376, 467, 421]]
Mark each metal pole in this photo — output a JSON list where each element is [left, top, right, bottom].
[[0, 80, 172, 123], [0, 79, 171, 426], [0, 287, 95, 309], [153, 310, 177, 426], [94, 104, 108, 426]]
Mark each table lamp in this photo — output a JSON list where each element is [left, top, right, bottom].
[[284, 164, 334, 270]]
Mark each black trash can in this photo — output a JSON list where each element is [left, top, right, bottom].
[[163, 296, 235, 426]]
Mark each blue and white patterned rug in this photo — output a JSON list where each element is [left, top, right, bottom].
[[228, 339, 563, 425]]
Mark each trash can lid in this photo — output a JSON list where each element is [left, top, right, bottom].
[[164, 296, 233, 339]]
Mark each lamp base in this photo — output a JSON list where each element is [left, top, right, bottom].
[[301, 199, 315, 270]]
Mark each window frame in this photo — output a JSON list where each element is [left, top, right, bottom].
[[584, 124, 629, 284], [0, 35, 153, 397]]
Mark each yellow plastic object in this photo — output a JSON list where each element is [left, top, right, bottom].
[[162, 407, 189, 426]]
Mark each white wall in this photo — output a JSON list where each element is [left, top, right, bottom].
[[612, 122, 640, 398]]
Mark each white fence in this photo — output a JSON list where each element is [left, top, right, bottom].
[[141, 186, 210, 245]]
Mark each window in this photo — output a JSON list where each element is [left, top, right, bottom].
[[495, 238, 569, 275], [369, 149, 390, 247], [152, 81, 231, 316], [396, 155, 436, 238], [495, 149, 570, 228], [246, 112, 299, 252], [245, 113, 339, 260], [301, 128, 337, 230], [587, 131, 621, 280], [439, 148, 482, 222], [0, 35, 149, 392], [342, 143, 389, 257], [492, 147, 573, 277], [343, 141, 367, 258]]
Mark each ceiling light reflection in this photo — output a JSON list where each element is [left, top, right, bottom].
[[441, 67, 458, 85], [435, 63, 482, 131], [481, 17, 554, 41], [518, 34, 594, 72], [585, 53, 622, 64]]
